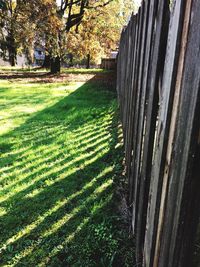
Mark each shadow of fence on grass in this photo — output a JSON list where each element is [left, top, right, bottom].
[[0, 75, 123, 266]]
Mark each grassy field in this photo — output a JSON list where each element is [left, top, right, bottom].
[[0, 72, 134, 266], [0, 66, 111, 74]]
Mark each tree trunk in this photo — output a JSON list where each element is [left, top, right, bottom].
[[50, 56, 61, 73], [8, 41, 16, 66], [69, 53, 73, 67], [6, 24, 16, 66], [9, 53, 15, 66], [86, 54, 90, 69], [42, 54, 51, 69], [25, 46, 34, 66]]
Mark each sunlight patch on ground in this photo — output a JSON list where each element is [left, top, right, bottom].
[[37, 195, 112, 267], [0, 139, 110, 203], [0, 73, 123, 266], [0, 167, 113, 253], [0, 81, 82, 135]]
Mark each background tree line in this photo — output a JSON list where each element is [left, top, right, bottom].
[[0, 0, 136, 73]]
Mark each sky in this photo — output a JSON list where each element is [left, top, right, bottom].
[[135, 0, 142, 7], [56, 0, 61, 6]]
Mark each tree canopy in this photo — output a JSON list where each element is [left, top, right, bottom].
[[0, 0, 136, 70]]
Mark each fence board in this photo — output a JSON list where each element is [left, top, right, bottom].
[[131, 0, 156, 240], [143, 0, 186, 265], [136, 0, 170, 262], [128, 4, 145, 217], [149, 1, 192, 266], [117, 0, 200, 266], [131, 0, 150, 235], [127, 9, 142, 204], [125, 15, 138, 191], [158, 0, 200, 265]]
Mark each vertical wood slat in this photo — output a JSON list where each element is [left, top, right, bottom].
[[150, 0, 192, 266], [123, 19, 133, 146], [136, 0, 170, 262], [127, 5, 144, 208], [130, 0, 148, 219], [158, 0, 200, 266], [127, 10, 141, 204], [131, 0, 150, 234], [131, 0, 155, 236], [116, 0, 200, 266], [143, 0, 188, 264], [125, 15, 138, 196]]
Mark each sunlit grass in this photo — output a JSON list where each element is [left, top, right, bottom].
[[61, 68, 112, 74], [0, 134, 110, 200], [0, 80, 81, 135], [0, 66, 111, 74], [1, 167, 113, 253], [0, 66, 46, 72], [0, 73, 134, 266]]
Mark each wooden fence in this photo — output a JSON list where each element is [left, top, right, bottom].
[[117, 0, 200, 266], [101, 58, 117, 70]]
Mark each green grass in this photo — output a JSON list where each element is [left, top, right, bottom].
[[0, 66, 111, 74], [0, 75, 134, 266], [61, 68, 113, 74], [0, 66, 45, 72]]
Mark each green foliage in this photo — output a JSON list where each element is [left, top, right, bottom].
[[0, 70, 135, 266], [0, 0, 61, 65], [0, 0, 137, 67], [66, 0, 135, 64], [0, 66, 110, 73]]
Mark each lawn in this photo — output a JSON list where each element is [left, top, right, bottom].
[[0, 72, 134, 266], [0, 66, 111, 74]]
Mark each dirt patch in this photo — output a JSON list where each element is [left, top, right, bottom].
[[0, 71, 94, 82], [0, 70, 116, 90], [0, 71, 115, 82]]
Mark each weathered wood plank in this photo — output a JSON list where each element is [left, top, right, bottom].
[[125, 15, 138, 187], [126, 8, 142, 205], [124, 20, 134, 147], [116, 0, 200, 266], [131, 0, 150, 233], [131, 0, 157, 241], [134, 0, 170, 262], [144, 1, 188, 266], [157, 0, 200, 265], [153, 1, 192, 266]]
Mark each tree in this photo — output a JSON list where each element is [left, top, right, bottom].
[[47, 0, 115, 73], [65, 0, 135, 67], [30, 0, 63, 72], [0, 0, 40, 66], [0, 0, 19, 66], [40, 0, 135, 71], [0, 0, 135, 70], [0, 0, 60, 66]]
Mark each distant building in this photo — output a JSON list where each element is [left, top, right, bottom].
[[101, 51, 118, 70], [110, 51, 118, 59], [34, 47, 45, 66], [0, 54, 28, 67], [0, 46, 46, 67]]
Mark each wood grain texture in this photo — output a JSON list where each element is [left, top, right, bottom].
[[116, 0, 200, 266]]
